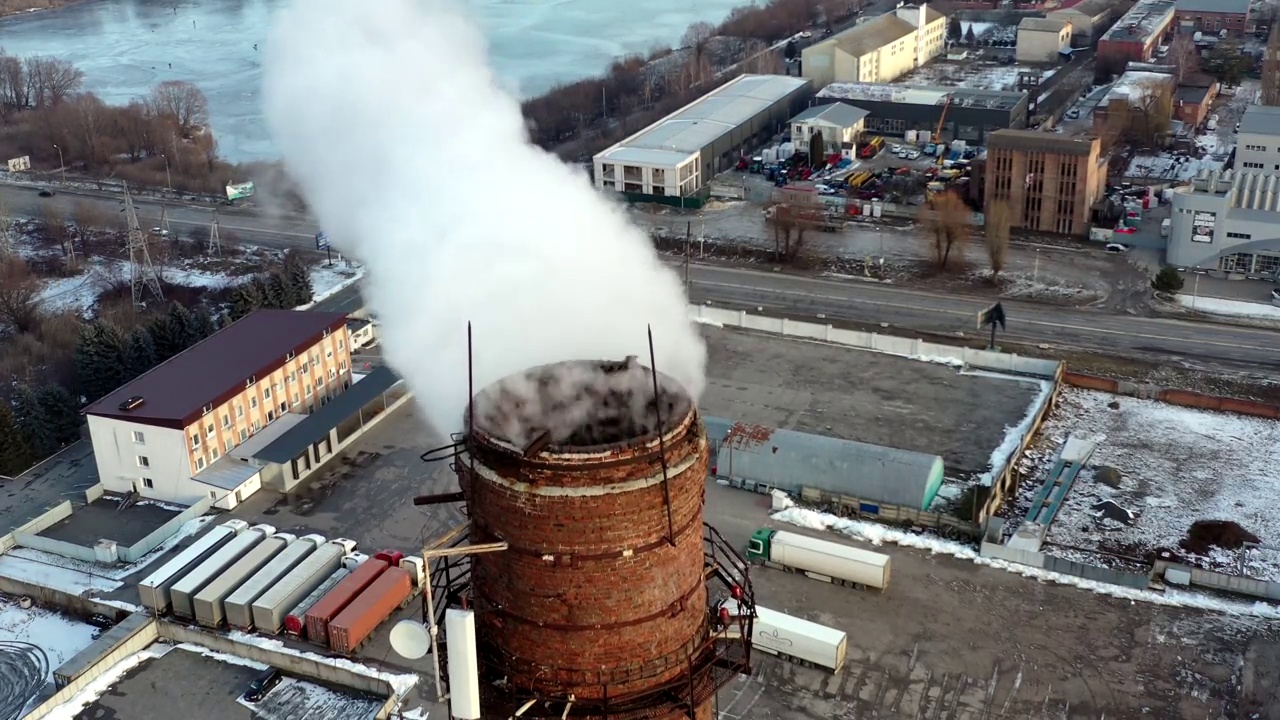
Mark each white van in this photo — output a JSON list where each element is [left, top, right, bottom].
[[1160, 218, 1171, 237]]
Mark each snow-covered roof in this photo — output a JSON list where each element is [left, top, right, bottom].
[[1238, 104, 1280, 137], [1019, 17, 1070, 32], [596, 74, 810, 163], [790, 102, 869, 128], [1101, 0, 1176, 43], [1105, 70, 1174, 105], [818, 82, 1025, 110]]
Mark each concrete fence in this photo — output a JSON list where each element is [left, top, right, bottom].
[[1154, 560, 1280, 602], [0, 574, 132, 621], [21, 615, 161, 720], [12, 501, 102, 563], [979, 541, 1150, 589], [1064, 371, 1280, 420], [689, 306, 1061, 379], [157, 622, 399, 700], [85, 483, 105, 503], [117, 497, 213, 563], [2, 498, 77, 554]]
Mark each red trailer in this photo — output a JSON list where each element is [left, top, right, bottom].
[[328, 566, 414, 654], [304, 558, 388, 647]]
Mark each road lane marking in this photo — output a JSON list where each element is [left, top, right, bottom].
[[695, 282, 1280, 354]]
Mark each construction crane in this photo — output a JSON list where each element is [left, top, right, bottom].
[[934, 94, 952, 167]]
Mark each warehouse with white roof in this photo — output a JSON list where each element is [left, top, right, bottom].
[[592, 74, 811, 202]]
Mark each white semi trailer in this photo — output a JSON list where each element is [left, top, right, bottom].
[[746, 528, 890, 590], [137, 519, 249, 614], [170, 524, 276, 619], [720, 601, 848, 672], [224, 534, 326, 630]]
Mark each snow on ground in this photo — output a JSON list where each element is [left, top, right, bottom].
[[302, 261, 364, 309], [238, 677, 386, 719], [974, 376, 1054, 488], [771, 503, 1280, 619], [901, 61, 1054, 92], [227, 631, 418, 696], [178, 643, 267, 670], [41, 645, 169, 720], [6, 514, 214, 582], [0, 596, 99, 687], [970, 269, 1103, 303], [1022, 387, 1280, 580], [1125, 153, 1226, 182], [1176, 294, 1280, 320], [0, 554, 121, 595]]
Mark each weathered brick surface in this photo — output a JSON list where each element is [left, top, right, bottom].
[[461, 409, 711, 700]]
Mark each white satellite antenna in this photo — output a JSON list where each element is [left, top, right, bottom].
[[390, 619, 432, 660]]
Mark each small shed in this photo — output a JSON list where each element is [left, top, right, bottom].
[[716, 422, 945, 510], [1016, 18, 1073, 64], [790, 103, 870, 156]]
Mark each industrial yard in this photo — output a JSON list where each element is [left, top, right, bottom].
[[1017, 387, 1280, 580], [705, 481, 1280, 718]]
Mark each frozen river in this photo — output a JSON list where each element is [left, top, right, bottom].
[[0, 0, 746, 161]]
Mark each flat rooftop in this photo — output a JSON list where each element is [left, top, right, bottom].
[[817, 82, 1026, 110], [79, 644, 384, 720], [698, 327, 1043, 478], [0, 442, 98, 535], [38, 497, 178, 547]]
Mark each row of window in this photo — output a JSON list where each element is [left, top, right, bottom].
[[1226, 231, 1252, 240], [1244, 145, 1268, 152], [190, 360, 348, 451]]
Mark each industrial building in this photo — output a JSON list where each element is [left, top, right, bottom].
[[1169, 169, 1280, 274], [1173, 0, 1251, 37], [1016, 18, 1074, 63], [1097, 0, 1177, 67], [815, 83, 1029, 143], [83, 310, 355, 509], [1092, 69, 1177, 131], [592, 74, 811, 202], [419, 357, 755, 718], [985, 130, 1107, 236], [789, 103, 869, 156], [709, 420, 946, 511], [1047, 0, 1117, 47], [800, 3, 948, 86]]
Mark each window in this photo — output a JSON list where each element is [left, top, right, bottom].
[[337, 339, 345, 350], [225, 438, 233, 452], [329, 368, 337, 380], [326, 349, 333, 358], [286, 351, 296, 361], [250, 397, 258, 409], [301, 361, 310, 373], [210, 491, 217, 500], [196, 456, 206, 471], [132, 431, 145, 444], [292, 392, 300, 405], [236, 404, 245, 418], [315, 374, 325, 386], [289, 371, 297, 383], [191, 434, 200, 449], [222, 413, 231, 428], [339, 360, 347, 372], [137, 455, 150, 468], [142, 477, 154, 489], [239, 428, 249, 442], [264, 387, 272, 400], [253, 420, 262, 432], [206, 423, 215, 436], [305, 384, 314, 397], [1227, 232, 1253, 240], [267, 410, 276, 422], [202, 403, 213, 415], [279, 402, 288, 414], [211, 447, 220, 460]]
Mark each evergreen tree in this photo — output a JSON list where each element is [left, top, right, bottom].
[[12, 385, 56, 459], [74, 322, 128, 404], [964, 24, 976, 44], [37, 384, 83, 446], [282, 251, 314, 307], [148, 312, 181, 363], [784, 39, 798, 62], [230, 278, 266, 321], [166, 302, 198, 351], [0, 404, 34, 477], [190, 306, 215, 342], [124, 328, 158, 381], [263, 272, 288, 309], [948, 15, 962, 42]]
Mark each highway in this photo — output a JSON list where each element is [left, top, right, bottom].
[[5, 181, 1279, 372]]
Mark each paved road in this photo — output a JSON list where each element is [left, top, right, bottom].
[[6, 181, 1279, 372]]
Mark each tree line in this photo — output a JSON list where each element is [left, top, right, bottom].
[[0, 48, 231, 194], [522, 0, 860, 152]]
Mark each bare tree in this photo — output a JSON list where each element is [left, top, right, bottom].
[[984, 200, 1012, 281], [0, 193, 14, 258], [681, 21, 717, 85], [73, 198, 115, 258], [149, 79, 209, 136], [744, 39, 785, 74], [197, 132, 219, 173], [0, 51, 28, 121], [24, 56, 83, 108], [0, 256, 41, 333], [71, 92, 109, 168], [920, 191, 970, 272], [38, 204, 71, 259], [114, 100, 156, 161], [1168, 33, 1200, 84]]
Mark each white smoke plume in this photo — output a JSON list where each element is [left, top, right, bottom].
[[262, 0, 706, 437]]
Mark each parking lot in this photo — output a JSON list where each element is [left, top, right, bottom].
[[704, 480, 1280, 719]]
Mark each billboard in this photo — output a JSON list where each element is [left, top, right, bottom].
[[1191, 211, 1216, 243], [225, 182, 256, 201], [6, 156, 31, 172]]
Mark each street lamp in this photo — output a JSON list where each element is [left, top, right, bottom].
[[160, 153, 173, 192], [1191, 266, 1201, 309], [52, 144, 66, 184]]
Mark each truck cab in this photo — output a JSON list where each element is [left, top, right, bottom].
[[747, 528, 775, 562]]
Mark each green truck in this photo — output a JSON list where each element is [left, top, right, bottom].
[[747, 528, 891, 591]]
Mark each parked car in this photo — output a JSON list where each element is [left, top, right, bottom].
[[798, 30, 812, 38], [1271, 288, 1280, 307], [1105, 243, 1129, 253], [906, 150, 921, 160], [244, 668, 282, 703], [1066, 108, 1081, 120], [38, 189, 54, 197], [150, 227, 170, 238]]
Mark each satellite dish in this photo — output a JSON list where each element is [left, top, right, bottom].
[[390, 620, 432, 660]]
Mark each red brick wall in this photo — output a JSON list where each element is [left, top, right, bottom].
[[1064, 372, 1280, 418], [463, 415, 710, 701], [1174, 11, 1249, 35]]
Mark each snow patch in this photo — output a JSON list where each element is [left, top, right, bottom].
[[226, 631, 418, 696], [299, 262, 364, 309], [1175, 294, 1280, 320], [0, 555, 122, 595], [977, 379, 1053, 488], [0, 598, 100, 688], [176, 643, 268, 670], [693, 316, 724, 329], [7, 514, 214, 582], [771, 507, 1280, 619], [40, 646, 167, 720], [908, 354, 964, 368]]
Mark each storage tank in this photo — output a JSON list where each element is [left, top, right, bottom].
[[169, 524, 275, 619], [137, 519, 248, 614], [285, 566, 351, 637], [457, 358, 711, 707], [251, 538, 354, 634], [193, 533, 295, 628], [762, 148, 776, 164], [328, 566, 413, 654], [304, 556, 389, 646], [224, 534, 324, 630], [904, 130, 918, 144]]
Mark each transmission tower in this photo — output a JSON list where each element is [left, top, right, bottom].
[[123, 182, 164, 307], [207, 209, 221, 256], [158, 205, 172, 237]]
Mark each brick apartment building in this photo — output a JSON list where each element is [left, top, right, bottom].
[[985, 130, 1107, 236], [1097, 0, 1177, 67], [1173, 0, 1251, 37], [83, 309, 354, 509]]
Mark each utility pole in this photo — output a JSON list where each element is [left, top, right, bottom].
[[684, 221, 692, 294], [158, 205, 172, 237], [123, 182, 164, 307], [207, 209, 221, 256]]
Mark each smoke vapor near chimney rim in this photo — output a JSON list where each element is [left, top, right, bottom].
[[262, 0, 706, 438]]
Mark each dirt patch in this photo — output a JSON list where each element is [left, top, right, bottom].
[[1181, 520, 1261, 556]]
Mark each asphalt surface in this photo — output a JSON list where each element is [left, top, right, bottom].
[[5, 181, 1279, 373]]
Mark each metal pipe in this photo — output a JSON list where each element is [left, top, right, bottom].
[[510, 698, 538, 718], [647, 325, 677, 547]]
